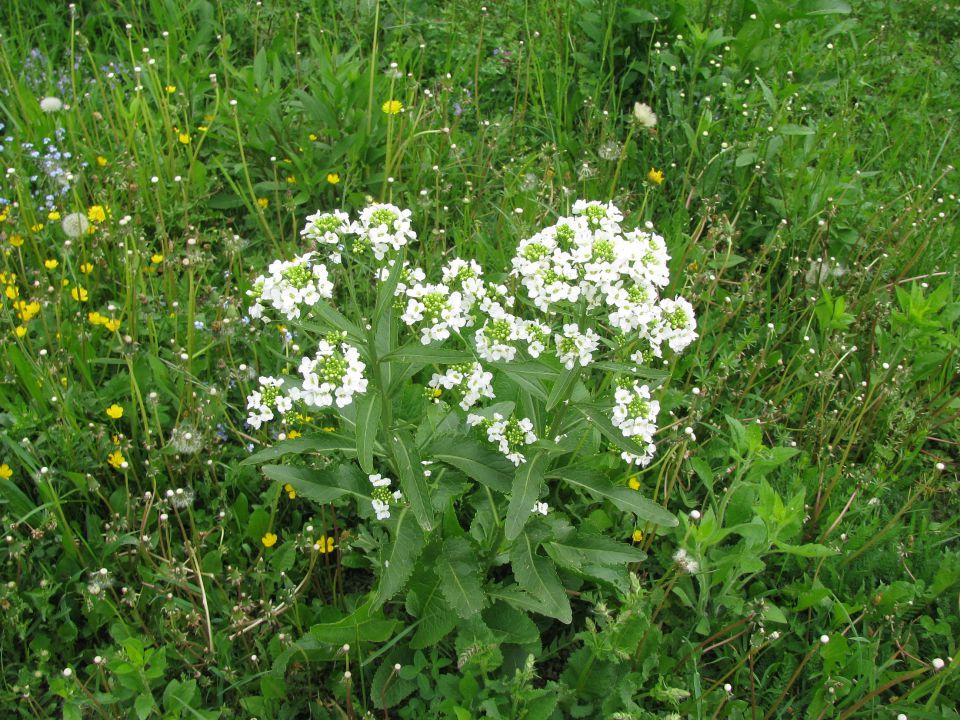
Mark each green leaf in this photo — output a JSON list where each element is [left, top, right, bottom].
[[546, 532, 646, 567], [407, 565, 457, 649], [261, 465, 351, 503], [354, 390, 381, 474], [774, 541, 837, 558], [510, 531, 572, 623], [549, 466, 678, 527], [134, 694, 154, 720], [575, 405, 657, 458], [436, 537, 486, 618], [374, 507, 427, 608], [311, 599, 398, 645], [546, 366, 581, 411], [389, 430, 435, 531], [382, 344, 474, 365], [427, 436, 513, 494], [240, 433, 354, 465], [505, 453, 547, 541]]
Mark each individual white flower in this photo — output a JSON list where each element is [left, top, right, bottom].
[[532, 502, 549, 515], [40, 96, 64, 113], [61, 212, 90, 238], [632, 101, 657, 128], [555, 323, 600, 369]]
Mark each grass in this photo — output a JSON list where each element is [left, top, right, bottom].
[[0, 0, 958, 717]]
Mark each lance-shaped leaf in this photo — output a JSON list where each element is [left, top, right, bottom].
[[354, 390, 381, 475], [382, 344, 474, 365], [575, 405, 658, 458], [389, 430, 435, 531], [427, 436, 513, 494], [262, 465, 354, 504], [241, 432, 355, 466], [549, 466, 677, 527], [436, 537, 486, 618], [509, 531, 572, 623], [546, 365, 581, 411], [505, 452, 547, 541], [311, 598, 398, 646], [373, 507, 427, 609]]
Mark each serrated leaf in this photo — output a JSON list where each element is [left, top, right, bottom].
[[505, 453, 547, 541], [240, 433, 354, 465], [436, 537, 486, 618], [428, 436, 513, 493], [261, 465, 354, 503], [510, 532, 571, 623], [407, 566, 457, 649], [374, 507, 426, 608], [546, 532, 646, 567], [311, 599, 398, 645], [549, 466, 678, 527], [354, 390, 381, 474], [389, 430, 435, 531]]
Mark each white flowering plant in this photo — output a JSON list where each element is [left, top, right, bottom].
[[242, 200, 697, 624]]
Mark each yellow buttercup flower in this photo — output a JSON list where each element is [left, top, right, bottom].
[[326, 173, 340, 185], [5, 285, 18, 299], [8, 234, 23, 247], [261, 532, 278, 548], [88, 311, 105, 325], [30, 223, 44, 232], [308, 133, 318, 141], [257, 197, 269, 208], [286, 430, 302, 439], [286, 176, 296, 184], [165, 85, 176, 94], [103, 318, 121, 332], [382, 99, 403, 115], [0, 463, 12, 479], [178, 132, 191, 145], [107, 450, 126, 470], [80, 263, 94, 274], [632, 529, 644, 543], [71, 286, 89, 302], [284, 483, 297, 500], [47, 211, 61, 221], [628, 476, 641, 491], [96, 155, 108, 167], [44, 259, 58, 270], [14, 325, 26, 338], [647, 168, 665, 185], [15, 301, 40, 321], [106, 404, 124, 419], [88, 205, 107, 223], [150, 253, 164, 264], [315, 535, 336, 554]]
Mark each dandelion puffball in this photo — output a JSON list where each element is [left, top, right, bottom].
[[40, 96, 64, 113], [632, 101, 657, 128], [62, 212, 90, 238]]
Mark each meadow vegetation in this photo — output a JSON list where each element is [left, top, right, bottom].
[[0, 0, 958, 717]]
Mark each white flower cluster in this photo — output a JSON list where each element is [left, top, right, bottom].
[[301, 209, 351, 263], [428, 362, 495, 411], [289, 339, 368, 409], [246, 376, 292, 429], [369, 473, 402, 520], [555, 323, 601, 369], [466, 413, 538, 466], [352, 204, 416, 260], [248, 253, 334, 322], [612, 383, 660, 467]]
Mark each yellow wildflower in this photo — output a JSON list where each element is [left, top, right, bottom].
[[261, 532, 278, 548], [8, 234, 23, 247], [257, 197, 269, 208], [87, 205, 107, 223], [382, 99, 403, 115], [322, 426, 336, 433], [286, 430, 302, 439], [0, 463, 11, 479], [647, 168, 665, 185], [14, 325, 26, 338], [308, 133, 318, 141], [30, 223, 44, 232], [628, 476, 641, 491], [80, 263, 94, 274], [61, 278, 70, 287], [44, 259, 58, 270], [286, 176, 296, 184], [106, 404, 124, 419], [104, 318, 121, 332], [165, 85, 176, 94], [108, 450, 126, 470], [96, 156, 108, 167], [326, 173, 340, 185], [71, 286, 89, 302], [284, 483, 297, 500], [15, 301, 40, 322], [198, 125, 208, 132], [47, 211, 61, 221], [178, 132, 191, 145], [632, 529, 643, 543], [315, 535, 336, 554], [88, 311, 106, 325], [5, 285, 18, 299], [150, 253, 164, 264]]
